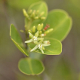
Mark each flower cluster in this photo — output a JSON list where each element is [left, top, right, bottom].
[[23, 9, 46, 21], [25, 23, 53, 53]]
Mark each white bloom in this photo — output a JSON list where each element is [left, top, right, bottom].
[[25, 32, 43, 44], [33, 36, 37, 41], [30, 41, 50, 53]]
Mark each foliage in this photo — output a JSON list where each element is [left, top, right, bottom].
[[10, 1, 72, 75]]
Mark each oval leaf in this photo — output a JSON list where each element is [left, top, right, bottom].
[[10, 24, 28, 56], [28, 38, 62, 55], [43, 9, 72, 41], [18, 58, 44, 75], [44, 38, 62, 55]]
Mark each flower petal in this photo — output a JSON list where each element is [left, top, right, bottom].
[[40, 48, 44, 54], [25, 39, 33, 43], [30, 45, 38, 52], [42, 44, 50, 46]]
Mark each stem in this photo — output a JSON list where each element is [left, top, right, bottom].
[[25, 19, 32, 31], [25, 19, 33, 35], [25, 19, 32, 38], [24, 19, 33, 55]]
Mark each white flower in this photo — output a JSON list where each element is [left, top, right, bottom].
[[25, 32, 43, 44], [30, 41, 50, 53], [24, 24, 52, 54], [33, 36, 37, 41]]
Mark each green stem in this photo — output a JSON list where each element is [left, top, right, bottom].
[[25, 19, 32, 31], [25, 19, 33, 38], [24, 19, 33, 56]]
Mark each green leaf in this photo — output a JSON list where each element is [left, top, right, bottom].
[[28, 1, 48, 17], [10, 24, 28, 56], [43, 9, 72, 41], [44, 38, 62, 55], [28, 38, 62, 55], [7, 0, 42, 9], [18, 58, 44, 75]]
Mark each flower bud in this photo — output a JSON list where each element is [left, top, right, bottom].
[[40, 12, 44, 16], [23, 9, 30, 20], [28, 30, 31, 32], [44, 41, 50, 44], [28, 32, 33, 38], [39, 31, 42, 34], [44, 28, 53, 34], [32, 26, 36, 33], [41, 17, 46, 20], [36, 10, 39, 14], [34, 16, 39, 19], [28, 10, 32, 14], [35, 31, 39, 37], [31, 10, 36, 17], [37, 23, 43, 31]]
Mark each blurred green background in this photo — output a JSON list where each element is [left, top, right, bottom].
[[0, 0, 80, 80]]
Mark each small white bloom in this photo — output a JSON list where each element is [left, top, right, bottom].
[[30, 41, 50, 53], [25, 36, 37, 43], [33, 36, 37, 41], [25, 32, 43, 44]]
